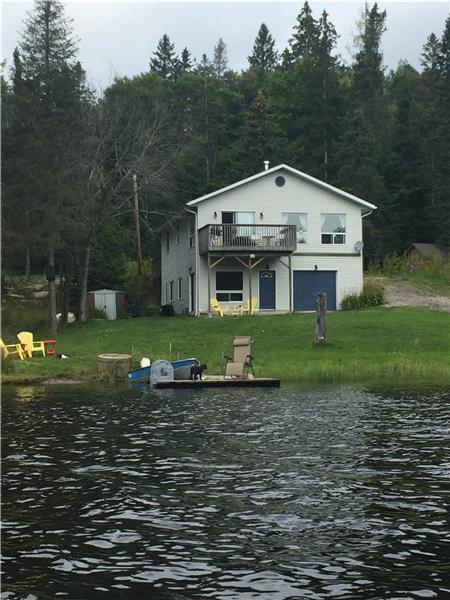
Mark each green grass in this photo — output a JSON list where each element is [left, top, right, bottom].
[[2, 308, 450, 385]]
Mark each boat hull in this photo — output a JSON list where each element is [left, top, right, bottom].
[[127, 366, 151, 383], [171, 358, 200, 380]]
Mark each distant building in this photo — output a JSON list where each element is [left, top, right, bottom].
[[404, 243, 449, 265]]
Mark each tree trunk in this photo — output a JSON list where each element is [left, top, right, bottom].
[[79, 241, 92, 322], [61, 259, 72, 325], [48, 243, 57, 336], [25, 210, 31, 278], [314, 292, 327, 344]]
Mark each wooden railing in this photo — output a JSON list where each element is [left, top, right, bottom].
[[198, 224, 297, 255]]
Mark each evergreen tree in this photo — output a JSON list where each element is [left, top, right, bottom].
[[5, 0, 89, 333], [284, 1, 319, 66], [179, 47, 193, 73], [248, 23, 278, 71], [150, 34, 179, 79], [213, 38, 228, 76]]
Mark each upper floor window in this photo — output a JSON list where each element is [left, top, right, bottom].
[[321, 214, 346, 244], [282, 212, 307, 243], [166, 231, 170, 252], [189, 221, 194, 248]]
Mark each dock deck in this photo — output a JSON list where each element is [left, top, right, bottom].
[[154, 377, 280, 389]]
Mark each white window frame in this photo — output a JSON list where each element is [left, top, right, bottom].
[[216, 271, 244, 303], [321, 213, 346, 245], [282, 212, 308, 244], [178, 277, 182, 300]]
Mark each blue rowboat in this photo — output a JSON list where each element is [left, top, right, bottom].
[[127, 366, 151, 383], [171, 358, 200, 380]]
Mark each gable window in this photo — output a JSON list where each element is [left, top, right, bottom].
[[166, 231, 170, 253], [170, 281, 174, 302], [216, 271, 243, 302], [178, 277, 182, 300], [321, 214, 346, 244], [282, 213, 307, 243]]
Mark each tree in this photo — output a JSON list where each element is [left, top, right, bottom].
[[213, 38, 228, 76], [150, 34, 179, 79], [248, 23, 278, 71], [179, 47, 193, 73], [284, 1, 319, 66], [7, 0, 89, 334]]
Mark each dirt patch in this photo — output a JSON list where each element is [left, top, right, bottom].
[[374, 277, 450, 313]]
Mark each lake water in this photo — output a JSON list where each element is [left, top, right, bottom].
[[2, 384, 450, 599]]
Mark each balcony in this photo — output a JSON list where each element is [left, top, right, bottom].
[[198, 223, 297, 256]]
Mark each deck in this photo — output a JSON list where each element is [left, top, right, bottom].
[[154, 377, 280, 389], [198, 223, 296, 255]]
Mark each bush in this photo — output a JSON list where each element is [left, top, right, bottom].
[[341, 283, 385, 310], [161, 304, 175, 316], [123, 260, 153, 306], [90, 308, 107, 319]]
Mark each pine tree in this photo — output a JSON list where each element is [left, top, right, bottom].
[[248, 23, 278, 71], [179, 47, 193, 73], [284, 1, 319, 66], [8, 0, 89, 333], [213, 38, 228, 76], [150, 34, 179, 79]]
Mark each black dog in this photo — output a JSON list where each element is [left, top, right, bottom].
[[190, 363, 207, 381]]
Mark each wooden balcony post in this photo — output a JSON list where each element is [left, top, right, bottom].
[[288, 255, 292, 313], [248, 257, 252, 314]]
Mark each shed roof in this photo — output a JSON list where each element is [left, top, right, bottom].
[[186, 163, 377, 214], [405, 243, 449, 260], [88, 289, 124, 294]]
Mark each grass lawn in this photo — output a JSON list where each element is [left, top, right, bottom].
[[2, 307, 450, 385]]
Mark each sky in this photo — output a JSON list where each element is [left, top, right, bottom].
[[2, 1, 449, 91]]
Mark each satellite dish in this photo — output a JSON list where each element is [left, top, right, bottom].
[[355, 241, 364, 254]]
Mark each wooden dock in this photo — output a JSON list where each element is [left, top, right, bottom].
[[154, 377, 280, 389]]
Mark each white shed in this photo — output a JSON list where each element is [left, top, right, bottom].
[[86, 289, 126, 320]]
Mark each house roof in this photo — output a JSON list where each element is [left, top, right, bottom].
[[405, 243, 449, 260], [186, 164, 377, 213]]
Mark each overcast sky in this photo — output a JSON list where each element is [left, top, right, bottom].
[[2, 1, 449, 91]]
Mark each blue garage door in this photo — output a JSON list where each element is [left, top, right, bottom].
[[293, 271, 337, 310]]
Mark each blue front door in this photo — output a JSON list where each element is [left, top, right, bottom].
[[259, 270, 276, 309], [293, 271, 337, 310]]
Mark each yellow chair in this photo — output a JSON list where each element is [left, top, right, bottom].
[[210, 298, 228, 317], [0, 338, 26, 360], [17, 331, 46, 358], [240, 298, 258, 316]]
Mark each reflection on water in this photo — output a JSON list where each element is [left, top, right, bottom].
[[2, 384, 450, 599]]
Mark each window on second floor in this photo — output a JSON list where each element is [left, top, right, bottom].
[[321, 214, 346, 244], [282, 212, 307, 243], [189, 220, 194, 248]]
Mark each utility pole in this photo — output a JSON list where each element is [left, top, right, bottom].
[[133, 174, 143, 276]]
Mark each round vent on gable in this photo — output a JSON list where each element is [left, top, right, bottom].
[[275, 175, 286, 187]]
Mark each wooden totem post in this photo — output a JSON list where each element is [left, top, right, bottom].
[[314, 292, 327, 344]]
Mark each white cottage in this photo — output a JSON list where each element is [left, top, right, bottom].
[[160, 164, 376, 314]]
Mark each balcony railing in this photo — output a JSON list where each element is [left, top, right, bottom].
[[198, 223, 297, 255]]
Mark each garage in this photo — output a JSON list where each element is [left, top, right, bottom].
[[293, 271, 337, 310]]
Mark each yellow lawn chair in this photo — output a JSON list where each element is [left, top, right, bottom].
[[240, 298, 258, 316], [17, 331, 46, 358], [211, 298, 230, 317], [0, 338, 26, 360]]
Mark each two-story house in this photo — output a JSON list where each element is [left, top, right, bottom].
[[160, 163, 376, 314]]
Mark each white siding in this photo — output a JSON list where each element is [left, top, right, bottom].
[[196, 170, 363, 255], [160, 217, 196, 314]]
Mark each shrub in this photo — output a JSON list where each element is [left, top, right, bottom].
[[90, 308, 107, 319], [161, 304, 175, 316], [123, 260, 153, 306], [341, 283, 385, 310]]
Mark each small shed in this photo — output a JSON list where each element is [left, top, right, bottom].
[[404, 243, 449, 265], [86, 289, 126, 320]]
